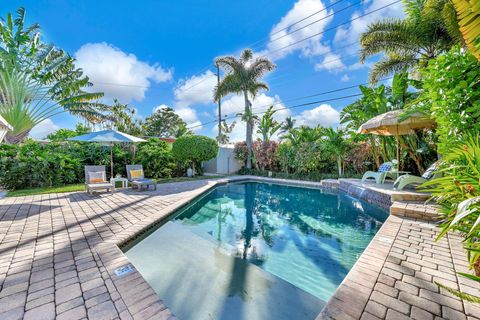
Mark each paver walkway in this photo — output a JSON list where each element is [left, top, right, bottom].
[[0, 177, 478, 320], [0, 180, 219, 320]]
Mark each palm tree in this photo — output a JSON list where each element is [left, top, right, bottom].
[[0, 7, 108, 129], [216, 120, 236, 144], [283, 125, 324, 146], [323, 128, 348, 177], [214, 49, 276, 169], [360, 0, 460, 82], [102, 99, 142, 135], [279, 116, 296, 139], [450, 0, 480, 60], [0, 68, 63, 143], [256, 106, 282, 141]]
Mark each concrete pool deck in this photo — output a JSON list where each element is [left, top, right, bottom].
[[0, 176, 478, 320]]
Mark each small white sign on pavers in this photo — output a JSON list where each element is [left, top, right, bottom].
[[114, 264, 135, 277], [378, 236, 393, 244]]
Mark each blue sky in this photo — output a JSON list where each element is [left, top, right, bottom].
[[1, 0, 404, 140]]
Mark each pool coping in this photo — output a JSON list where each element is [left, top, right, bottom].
[[93, 175, 386, 319]]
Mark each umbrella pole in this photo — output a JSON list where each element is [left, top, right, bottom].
[[110, 144, 114, 178], [396, 135, 400, 170]]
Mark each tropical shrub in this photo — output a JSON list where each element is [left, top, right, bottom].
[[0, 141, 82, 189], [252, 141, 279, 171], [421, 46, 480, 154], [234, 141, 249, 165], [136, 139, 175, 178], [0, 138, 176, 190], [344, 142, 374, 174], [172, 135, 218, 173], [422, 133, 480, 302], [278, 142, 297, 173]]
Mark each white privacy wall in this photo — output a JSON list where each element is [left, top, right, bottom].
[[203, 146, 243, 174]]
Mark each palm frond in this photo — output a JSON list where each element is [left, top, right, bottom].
[[369, 54, 418, 83]]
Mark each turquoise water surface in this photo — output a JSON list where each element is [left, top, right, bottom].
[[125, 182, 388, 320]]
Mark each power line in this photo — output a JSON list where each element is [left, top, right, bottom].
[[187, 93, 363, 130], [247, 0, 347, 49], [186, 76, 393, 129], [268, 0, 400, 55], [258, 0, 364, 49], [88, 1, 399, 97], [251, 76, 393, 112]]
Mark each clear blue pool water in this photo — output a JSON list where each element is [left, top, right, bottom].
[[125, 182, 388, 320]]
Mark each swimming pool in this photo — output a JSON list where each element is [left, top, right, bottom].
[[125, 181, 388, 320]]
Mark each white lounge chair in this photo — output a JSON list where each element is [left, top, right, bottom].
[[361, 161, 397, 184], [126, 165, 157, 191], [84, 165, 114, 195], [393, 161, 441, 190]]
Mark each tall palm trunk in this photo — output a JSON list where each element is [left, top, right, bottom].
[[337, 157, 342, 177], [4, 130, 30, 144], [244, 91, 253, 169]]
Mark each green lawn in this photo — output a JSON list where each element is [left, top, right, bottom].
[[6, 184, 85, 197], [6, 175, 224, 197]]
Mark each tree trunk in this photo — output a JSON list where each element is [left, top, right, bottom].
[[399, 137, 425, 174], [4, 130, 30, 144], [369, 136, 381, 168], [244, 91, 253, 170], [474, 256, 480, 277], [337, 157, 342, 177]]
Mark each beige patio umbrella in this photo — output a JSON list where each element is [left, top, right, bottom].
[[358, 110, 436, 166]]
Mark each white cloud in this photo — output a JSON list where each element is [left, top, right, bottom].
[[75, 42, 172, 103], [341, 74, 350, 82], [333, 0, 404, 54], [265, 0, 334, 60], [152, 104, 171, 113], [171, 70, 219, 132], [173, 70, 217, 108], [294, 104, 340, 127], [314, 52, 345, 72], [176, 107, 202, 132], [30, 119, 60, 139]]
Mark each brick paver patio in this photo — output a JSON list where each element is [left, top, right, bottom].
[[0, 177, 478, 320]]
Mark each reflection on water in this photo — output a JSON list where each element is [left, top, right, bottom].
[[126, 182, 387, 320], [177, 182, 387, 300]]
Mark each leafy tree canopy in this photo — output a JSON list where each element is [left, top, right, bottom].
[[144, 106, 190, 138], [172, 135, 218, 170], [47, 123, 91, 142]]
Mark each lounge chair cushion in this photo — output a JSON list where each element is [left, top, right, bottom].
[[422, 162, 440, 179], [130, 169, 144, 179], [88, 172, 104, 184], [378, 163, 392, 172]]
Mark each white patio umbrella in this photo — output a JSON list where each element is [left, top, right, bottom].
[[358, 110, 436, 166], [69, 129, 146, 177], [0, 114, 13, 143]]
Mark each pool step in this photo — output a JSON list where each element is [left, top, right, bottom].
[[390, 201, 441, 221]]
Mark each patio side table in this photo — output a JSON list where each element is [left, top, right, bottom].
[[388, 170, 410, 180], [110, 177, 128, 189]]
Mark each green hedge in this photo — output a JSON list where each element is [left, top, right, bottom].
[[0, 138, 182, 190]]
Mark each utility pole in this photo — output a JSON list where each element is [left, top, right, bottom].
[[216, 62, 222, 141]]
